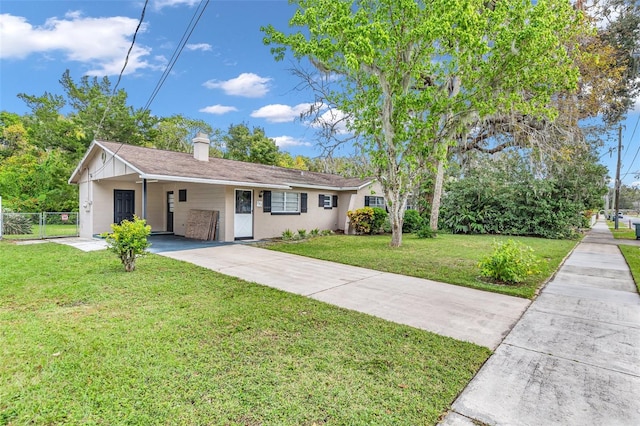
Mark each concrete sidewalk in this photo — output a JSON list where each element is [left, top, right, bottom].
[[441, 220, 640, 425], [159, 244, 530, 350]]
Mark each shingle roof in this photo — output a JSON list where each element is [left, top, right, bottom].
[[73, 140, 371, 190]]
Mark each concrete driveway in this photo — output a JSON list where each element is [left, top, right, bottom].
[[54, 234, 530, 349], [159, 244, 530, 350]]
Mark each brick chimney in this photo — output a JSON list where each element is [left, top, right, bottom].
[[193, 132, 210, 162]]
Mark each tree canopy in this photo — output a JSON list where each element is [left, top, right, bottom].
[[264, 0, 584, 246], [223, 123, 281, 165], [0, 71, 325, 212]]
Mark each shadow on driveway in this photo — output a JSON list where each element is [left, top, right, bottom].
[[147, 234, 232, 253]]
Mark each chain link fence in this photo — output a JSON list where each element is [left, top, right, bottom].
[[0, 212, 79, 240]]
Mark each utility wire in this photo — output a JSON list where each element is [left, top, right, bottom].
[[142, 0, 210, 113], [93, 0, 209, 177], [620, 113, 640, 179], [95, 0, 149, 141]]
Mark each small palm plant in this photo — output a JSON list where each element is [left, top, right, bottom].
[[1, 210, 33, 235]]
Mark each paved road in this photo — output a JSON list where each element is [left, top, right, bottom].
[[440, 220, 640, 425], [159, 244, 530, 350]]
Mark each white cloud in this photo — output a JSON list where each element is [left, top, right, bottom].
[[203, 73, 271, 98], [272, 136, 312, 148], [199, 104, 238, 115], [250, 103, 315, 123], [153, 0, 200, 10], [0, 12, 158, 76], [186, 43, 212, 51], [310, 108, 351, 134]]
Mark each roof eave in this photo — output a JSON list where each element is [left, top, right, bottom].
[[284, 181, 374, 191], [68, 140, 99, 184], [69, 140, 147, 185], [140, 174, 292, 189]]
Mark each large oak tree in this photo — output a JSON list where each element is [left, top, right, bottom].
[[263, 0, 583, 246]]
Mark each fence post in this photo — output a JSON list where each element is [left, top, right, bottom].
[[40, 213, 44, 239]]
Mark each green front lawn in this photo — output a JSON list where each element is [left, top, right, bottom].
[[618, 244, 640, 293], [264, 234, 577, 299], [0, 242, 490, 425]]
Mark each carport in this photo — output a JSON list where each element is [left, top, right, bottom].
[[146, 234, 232, 253]]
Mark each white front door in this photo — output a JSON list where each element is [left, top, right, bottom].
[[234, 189, 253, 239]]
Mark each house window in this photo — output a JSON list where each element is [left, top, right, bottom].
[[365, 196, 385, 208], [272, 191, 300, 213], [178, 189, 187, 202], [319, 194, 338, 209], [263, 191, 307, 214]]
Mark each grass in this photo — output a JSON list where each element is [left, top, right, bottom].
[[1, 224, 78, 240], [0, 242, 490, 425], [263, 233, 578, 299], [618, 245, 640, 293], [607, 221, 637, 240]]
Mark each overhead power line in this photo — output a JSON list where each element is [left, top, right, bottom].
[[92, 0, 210, 178], [620, 113, 640, 179], [95, 0, 149, 141], [142, 0, 210, 113]]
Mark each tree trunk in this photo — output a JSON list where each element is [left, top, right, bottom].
[[389, 204, 403, 247], [122, 251, 136, 272], [429, 158, 446, 230]]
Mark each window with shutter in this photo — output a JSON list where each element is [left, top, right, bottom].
[[263, 191, 271, 213], [301, 193, 308, 213], [332, 195, 338, 208], [366, 196, 385, 208], [269, 191, 301, 214]]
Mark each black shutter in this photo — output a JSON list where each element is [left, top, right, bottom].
[[301, 193, 308, 213], [263, 191, 271, 213], [318, 194, 325, 207], [364, 196, 370, 206], [332, 195, 338, 208]]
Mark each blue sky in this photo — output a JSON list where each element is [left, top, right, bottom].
[[1, 0, 639, 184], [0, 0, 331, 157]]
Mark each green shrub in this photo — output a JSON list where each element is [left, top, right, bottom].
[[101, 216, 151, 272], [478, 239, 540, 284], [281, 229, 294, 240], [309, 228, 320, 237], [371, 207, 388, 234], [347, 207, 375, 234], [403, 209, 423, 233], [320, 229, 334, 236], [1, 211, 33, 235], [297, 229, 307, 239], [382, 217, 392, 233], [415, 224, 437, 239]]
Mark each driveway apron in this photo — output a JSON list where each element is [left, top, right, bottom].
[[440, 220, 640, 426], [159, 244, 530, 350]]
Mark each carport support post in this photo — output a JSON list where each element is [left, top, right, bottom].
[[142, 178, 147, 221]]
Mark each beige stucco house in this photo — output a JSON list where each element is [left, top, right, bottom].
[[68, 135, 385, 241]]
